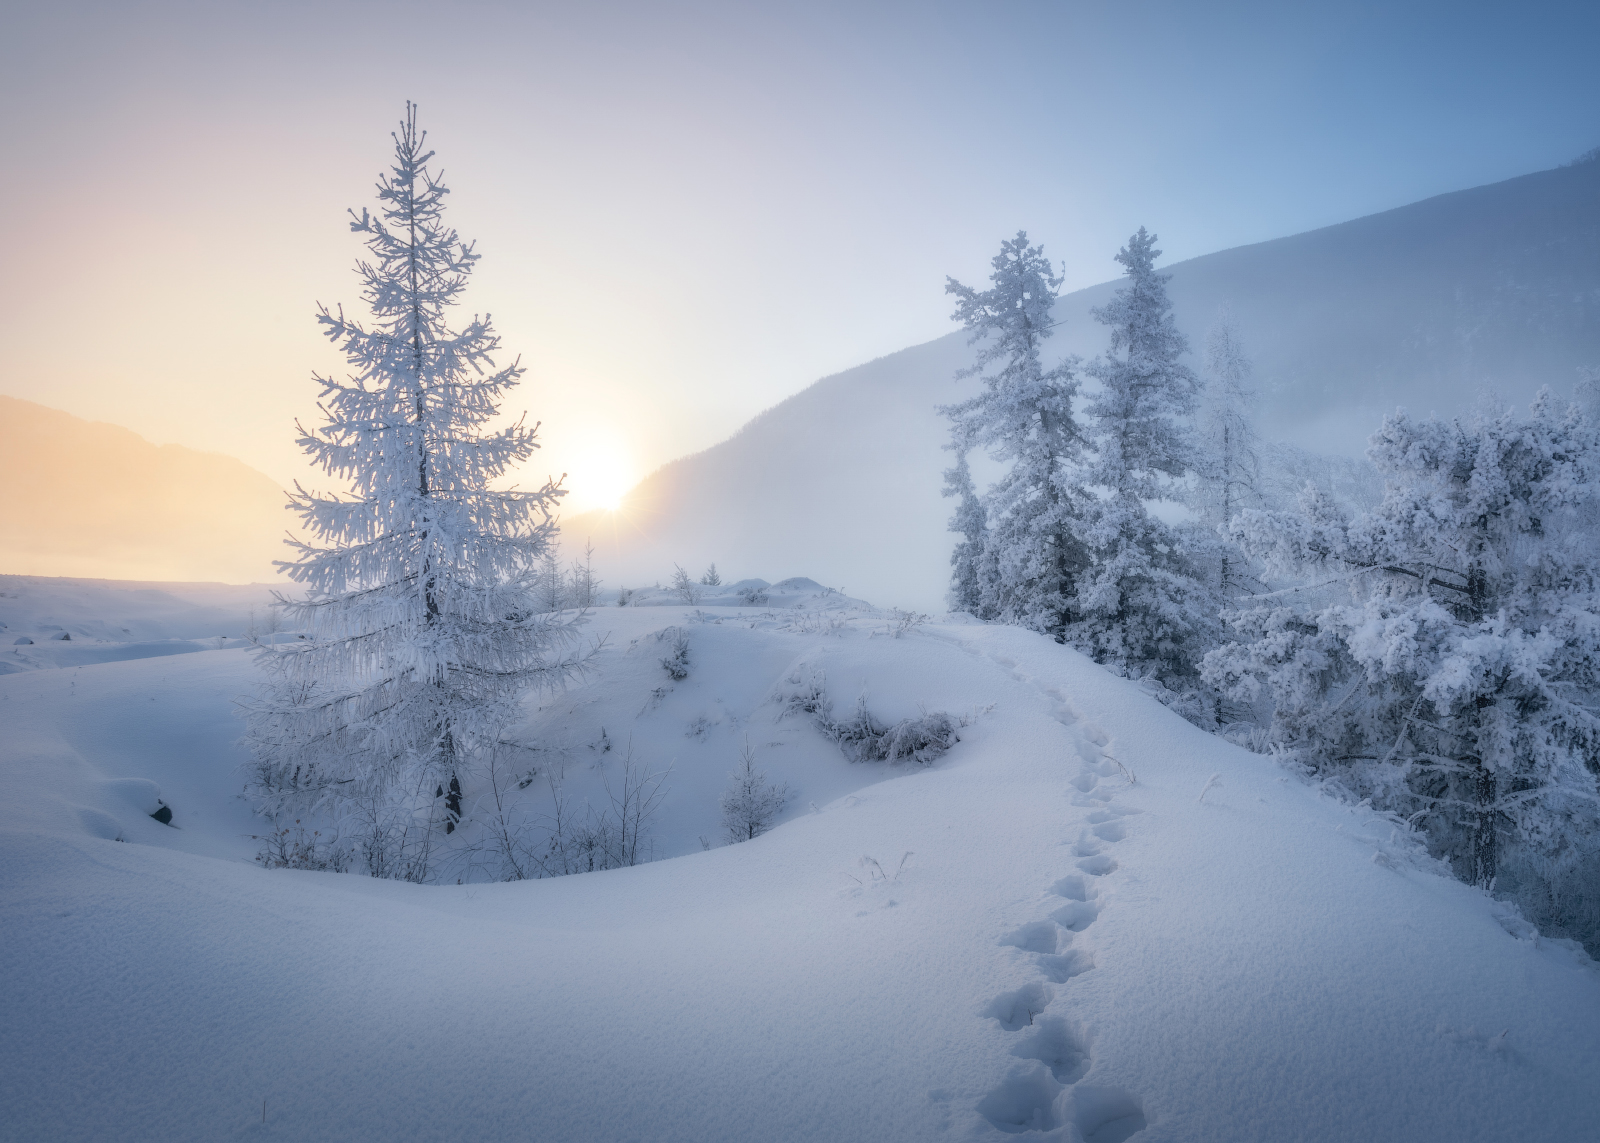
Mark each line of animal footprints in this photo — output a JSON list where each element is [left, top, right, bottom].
[[976, 770, 1144, 1139]]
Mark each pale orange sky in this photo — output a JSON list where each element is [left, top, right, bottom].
[[3, 1, 1596, 518]]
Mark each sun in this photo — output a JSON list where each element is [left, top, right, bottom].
[[572, 438, 635, 513]]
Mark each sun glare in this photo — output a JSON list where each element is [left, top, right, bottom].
[[572, 438, 635, 513]]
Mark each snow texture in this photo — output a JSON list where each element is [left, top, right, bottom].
[[2, 577, 1598, 1141]]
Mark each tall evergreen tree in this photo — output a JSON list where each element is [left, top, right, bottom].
[[942, 427, 988, 615], [244, 105, 581, 880], [1195, 309, 1262, 599], [940, 232, 1087, 636], [1073, 228, 1212, 680]]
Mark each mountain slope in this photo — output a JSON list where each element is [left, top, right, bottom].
[[2, 591, 1596, 1142], [0, 397, 291, 583], [566, 157, 1600, 609]]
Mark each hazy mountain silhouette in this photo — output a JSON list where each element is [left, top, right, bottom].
[[0, 397, 290, 584], [566, 155, 1600, 609]]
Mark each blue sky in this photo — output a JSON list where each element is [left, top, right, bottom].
[[3, 0, 1596, 508]]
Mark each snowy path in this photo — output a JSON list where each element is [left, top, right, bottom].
[[3, 618, 1599, 1141]]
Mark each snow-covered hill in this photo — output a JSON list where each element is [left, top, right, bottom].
[[566, 156, 1600, 610], [2, 579, 1596, 1142], [0, 574, 281, 676]]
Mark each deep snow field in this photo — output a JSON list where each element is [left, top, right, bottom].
[[2, 576, 1599, 1142]]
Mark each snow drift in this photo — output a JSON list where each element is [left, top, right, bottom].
[[2, 579, 1597, 1142]]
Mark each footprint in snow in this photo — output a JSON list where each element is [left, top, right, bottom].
[[1050, 900, 1100, 932], [1085, 809, 1128, 824], [1036, 948, 1095, 984], [977, 1065, 1063, 1134], [1076, 854, 1118, 877], [1013, 1014, 1091, 1084], [1070, 833, 1104, 858], [1000, 921, 1064, 955], [983, 982, 1055, 1032]]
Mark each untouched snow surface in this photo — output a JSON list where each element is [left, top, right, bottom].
[[2, 582, 1598, 1142]]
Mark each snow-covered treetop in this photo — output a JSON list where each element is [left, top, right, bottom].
[[1084, 227, 1200, 496], [940, 232, 1082, 467], [283, 102, 560, 601], [947, 231, 1063, 377]]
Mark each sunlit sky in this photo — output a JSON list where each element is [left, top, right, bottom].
[[3, 0, 1597, 514]]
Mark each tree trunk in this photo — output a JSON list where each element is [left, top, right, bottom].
[[1470, 762, 1496, 887]]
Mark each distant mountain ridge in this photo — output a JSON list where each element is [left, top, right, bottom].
[[0, 397, 290, 583], [567, 157, 1600, 609]]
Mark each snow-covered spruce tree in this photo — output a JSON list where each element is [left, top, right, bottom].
[[941, 426, 989, 615], [568, 540, 602, 609], [245, 105, 583, 881], [1194, 310, 1262, 599], [1204, 393, 1600, 912], [1073, 228, 1214, 683], [939, 232, 1088, 636], [720, 742, 791, 843]]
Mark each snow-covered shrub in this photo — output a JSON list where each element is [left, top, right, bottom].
[[883, 608, 929, 638], [826, 697, 960, 765], [737, 584, 769, 606], [254, 820, 350, 873], [670, 565, 702, 605], [536, 753, 670, 875], [657, 627, 690, 680], [720, 743, 790, 843], [1205, 392, 1600, 945], [776, 672, 958, 765], [617, 587, 634, 607], [774, 669, 831, 722]]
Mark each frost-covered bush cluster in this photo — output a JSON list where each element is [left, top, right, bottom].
[[720, 743, 790, 843], [776, 671, 959, 765], [657, 626, 691, 680], [828, 699, 960, 764], [944, 221, 1600, 950], [1202, 394, 1600, 944], [254, 820, 351, 873], [670, 565, 703, 605], [883, 608, 930, 638], [533, 755, 670, 875], [533, 541, 603, 613]]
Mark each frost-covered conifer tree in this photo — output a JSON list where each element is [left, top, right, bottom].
[[940, 232, 1087, 636], [720, 743, 791, 843], [568, 540, 602, 609], [1205, 393, 1600, 911], [1074, 228, 1212, 680], [942, 428, 989, 615], [1194, 311, 1261, 598], [244, 105, 581, 880]]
